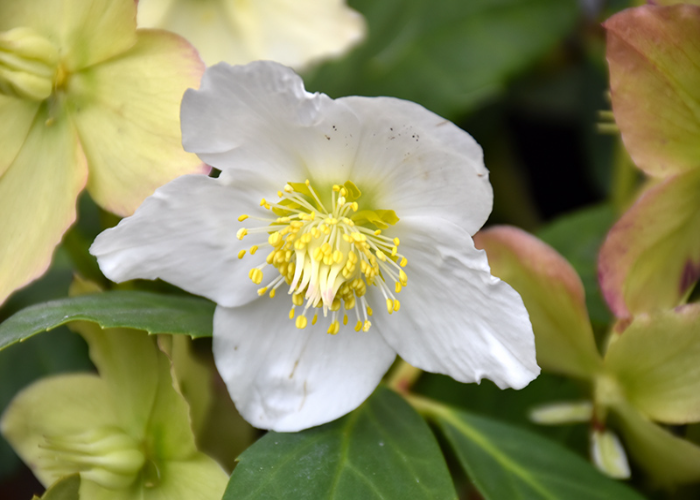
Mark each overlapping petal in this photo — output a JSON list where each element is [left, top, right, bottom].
[[474, 226, 602, 379], [370, 217, 539, 390], [598, 169, 700, 317], [182, 62, 493, 233], [213, 301, 396, 432], [0, 95, 38, 177], [0, 105, 87, 305], [91, 173, 264, 308], [0, 0, 137, 72], [69, 30, 205, 217], [137, 0, 365, 69], [605, 4, 700, 178]]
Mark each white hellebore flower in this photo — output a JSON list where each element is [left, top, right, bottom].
[[91, 61, 540, 432]]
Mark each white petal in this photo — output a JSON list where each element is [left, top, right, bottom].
[[181, 61, 361, 186], [213, 301, 396, 432], [91, 172, 273, 307], [369, 216, 539, 390], [339, 96, 492, 235]]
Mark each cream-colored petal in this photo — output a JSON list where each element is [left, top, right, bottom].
[[69, 29, 205, 217], [590, 429, 630, 479], [0, 104, 87, 305], [0, 0, 137, 71], [605, 304, 700, 424], [0, 374, 119, 488], [0, 95, 38, 177], [137, 0, 365, 69]]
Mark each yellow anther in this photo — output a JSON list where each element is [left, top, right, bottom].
[[376, 250, 387, 262], [284, 184, 294, 193], [238, 249, 246, 259], [393, 299, 400, 312], [351, 202, 358, 212], [367, 307, 373, 316], [236, 228, 248, 240], [257, 287, 268, 296], [292, 293, 304, 306], [355, 320, 362, 332], [266, 250, 276, 264], [332, 250, 343, 264], [393, 237, 400, 246], [391, 246, 398, 257], [342, 234, 352, 243], [399, 269, 408, 286], [313, 247, 323, 261], [343, 314, 348, 325], [312, 313, 318, 325], [363, 320, 371, 332], [332, 184, 340, 192], [295, 315, 307, 329], [395, 282, 402, 293], [323, 255, 333, 266], [386, 298, 394, 315], [249, 268, 263, 285], [278, 190, 283, 198], [268, 232, 282, 247], [250, 245, 259, 255], [331, 298, 341, 312], [374, 230, 382, 235], [344, 296, 356, 310], [340, 187, 347, 197], [305, 179, 311, 186], [289, 307, 295, 320], [238, 214, 249, 222], [269, 289, 276, 298], [260, 198, 267, 206], [400, 257, 408, 267], [327, 321, 340, 335]]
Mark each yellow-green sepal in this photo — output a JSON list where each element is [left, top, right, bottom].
[[605, 304, 700, 424], [39, 474, 81, 500], [474, 226, 603, 379]]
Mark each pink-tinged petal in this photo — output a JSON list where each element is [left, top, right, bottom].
[[0, 105, 87, 305], [69, 29, 205, 217], [370, 217, 539, 390], [91, 173, 270, 308], [0, 95, 39, 178], [138, 0, 365, 69], [612, 401, 700, 486], [474, 226, 602, 380], [213, 302, 396, 432], [605, 305, 700, 424], [598, 169, 700, 318], [0, 0, 137, 71], [604, 5, 700, 178]]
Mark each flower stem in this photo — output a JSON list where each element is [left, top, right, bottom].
[[386, 359, 423, 394], [403, 392, 451, 421]]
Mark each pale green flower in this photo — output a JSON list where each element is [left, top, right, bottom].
[[1, 324, 228, 499]]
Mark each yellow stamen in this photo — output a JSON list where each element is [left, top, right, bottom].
[[236, 228, 248, 240], [238, 214, 249, 222], [295, 316, 307, 329], [238, 249, 246, 259]]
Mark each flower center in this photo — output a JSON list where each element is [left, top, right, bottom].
[[237, 180, 408, 334]]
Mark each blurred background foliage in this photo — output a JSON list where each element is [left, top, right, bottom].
[[1, 0, 679, 497]]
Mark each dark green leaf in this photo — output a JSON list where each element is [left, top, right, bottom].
[[224, 386, 456, 500], [436, 409, 644, 500], [0, 290, 215, 350], [307, 0, 579, 117], [538, 204, 617, 327]]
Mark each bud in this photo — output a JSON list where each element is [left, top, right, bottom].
[[0, 27, 59, 101], [591, 428, 631, 479], [40, 426, 145, 490]]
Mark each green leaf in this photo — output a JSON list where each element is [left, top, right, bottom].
[[41, 474, 81, 500], [436, 409, 645, 500], [307, 0, 579, 117], [223, 386, 456, 500], [0, 290, 215, 350], [538, 204, 617, 327]]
